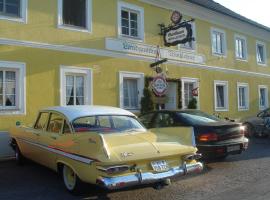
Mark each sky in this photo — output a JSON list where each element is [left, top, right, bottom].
[[213, 0, 270, 28]]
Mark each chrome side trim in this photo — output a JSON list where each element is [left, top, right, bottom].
[[96, 162, 203, 190], [17, 138, 93, 164]]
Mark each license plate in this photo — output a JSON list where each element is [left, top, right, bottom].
[[151, 160, 169, 172], [227, 145, 240, 152]]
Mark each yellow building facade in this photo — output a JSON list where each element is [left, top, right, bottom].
[[0, 0, 270, 132]]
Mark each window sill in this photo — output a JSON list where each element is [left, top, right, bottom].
[[0, 109, 26, 115], [236, 57, 248, 62], [0, 15, 26, 24], [118, 35, 144, 43], [238, 107, 249, 111], [259, 106, 268, 111], [257, 62, 267, 67], [215, 108, 229, 112], [58, 24, 91, 33], [212, 52, 227, 58]]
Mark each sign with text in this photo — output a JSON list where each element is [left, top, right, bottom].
[[151, 75, 168, 96], [105, 38, 205, 64], [164, 23, 193, 47]]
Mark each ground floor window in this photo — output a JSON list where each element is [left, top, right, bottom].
[[119, 71, 144, 111], [0, 61, 25, 115], [214, 80, 228, 111], [237, 83, 249, 111], [259, 85, 268, 110], [181, 78, 199, 109], [60, 66, 92, 106]]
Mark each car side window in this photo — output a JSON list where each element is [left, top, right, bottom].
[[139, 113, 155, 128], [264, 109, 270, 117], [63, 120, 72, 134], [153, 113, 175, 128], [34, 112, 49, 130], [47, 113, 64, 134]]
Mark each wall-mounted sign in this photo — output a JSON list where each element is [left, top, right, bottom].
[[192, 87, 199, 97], [164, 23, 193, 47], [151, 75, 168, 96], [105, 38, 205, 64]]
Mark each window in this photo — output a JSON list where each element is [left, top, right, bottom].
[[58, 0, 92, 32], [119, 71, 144, 111], [0, 0, 26, 23], [139, 113, 154, 128], [214, 81, 228, 111], [118, 1, 144, 40], [153, 113, 175, 128], [47, 113, 64, 134], [34, 112, 49, 130], [0, 61, 25, 115], [211, 28, 226, 56], [60, 66, 92, 106], [179, 21, 196, 51], [237, 83, 249, 111], [259, 85, 268, 110], [235, 35, 247, 60], [256, 41, 267, 65], [181, 78, 199, 109]]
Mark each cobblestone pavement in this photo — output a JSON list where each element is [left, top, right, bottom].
[[1, 138, 270, 200]]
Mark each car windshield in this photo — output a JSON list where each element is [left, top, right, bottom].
[[177, 111, 221, 125], [72, 115, 146, 133]]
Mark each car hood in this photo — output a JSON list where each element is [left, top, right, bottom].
[[102, 130, 196, 162]]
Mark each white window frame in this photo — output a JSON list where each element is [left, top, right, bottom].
[[178, 20, 196, 52], [256, 41, 267, 66], [235, 34, 248, 61], [119, 71, 144, 112], [117, 1, 144, 41], [60, 66, 92, 106], [181, 77, 200, 109], [214, 80, 229, 111], [211, 27, 227, 57], [237, 82, 249, 111], [258, 85, 269, 110], [0, 61, 26, 115], [57, 0, 92, 33], [0, 0, 27, 23]]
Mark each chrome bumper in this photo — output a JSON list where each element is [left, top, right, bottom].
[[96, 162, 203, 190]]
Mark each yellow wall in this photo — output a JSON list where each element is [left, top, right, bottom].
[[0, 0, 270, 131]]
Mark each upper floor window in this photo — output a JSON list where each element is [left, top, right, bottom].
[[118, 1, 144, 41], [0, 0, 27, 23], [211, 28, 226, 56], [58, 0, 92, 32], [256, 41, 267, 65], [235, 35, 247, 60]]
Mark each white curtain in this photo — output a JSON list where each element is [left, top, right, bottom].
[[216, 85, 224, 108]]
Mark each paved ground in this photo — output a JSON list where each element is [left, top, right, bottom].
[[1, 138, 270, 200]]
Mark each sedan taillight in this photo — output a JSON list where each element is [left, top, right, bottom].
[[97, 165, 130, 174], [199, 133, 218, 142]]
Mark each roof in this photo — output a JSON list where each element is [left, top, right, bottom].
[[185, 0, 270, 32], [41, 105, 136, 122]]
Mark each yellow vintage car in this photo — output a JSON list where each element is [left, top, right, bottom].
[[10, 106, 203, 194]]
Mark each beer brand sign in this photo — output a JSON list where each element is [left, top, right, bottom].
[[151, 75, 168, 96]]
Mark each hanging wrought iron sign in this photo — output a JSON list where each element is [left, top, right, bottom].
[[160, 11, 195, 47], [151, 75, 168, 97]]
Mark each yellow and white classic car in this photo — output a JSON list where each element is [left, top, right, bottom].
[[10, 106, 203, 194]]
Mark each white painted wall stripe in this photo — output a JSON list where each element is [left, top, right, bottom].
[[0, 37, 270, 78]]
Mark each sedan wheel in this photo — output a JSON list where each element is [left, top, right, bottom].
[[62, 165, 83, 195], [15, 145, 24, 165]]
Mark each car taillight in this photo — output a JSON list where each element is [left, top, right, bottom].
[[96, 165, 130, 174], [199, 133, 218, 142], [240, 125, 246, 136]]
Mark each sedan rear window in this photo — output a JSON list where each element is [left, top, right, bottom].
[[73, 115, 146, 133], [177, 111, 221, 125]]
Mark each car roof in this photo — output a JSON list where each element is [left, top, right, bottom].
[[141, 109, 201, 114], [41, 105, 136, 122]]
